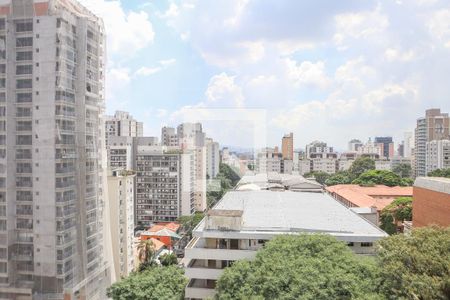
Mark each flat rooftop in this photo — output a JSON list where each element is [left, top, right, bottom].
[[237, 172, 323, 192], [196, 190, 387, 240], [414, 177, 450, 195]]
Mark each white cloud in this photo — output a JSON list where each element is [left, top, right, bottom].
[[285, 59, 330, 89], [134, 59, 177, 77], [160, 58, 177, 67], [205, 73, 245, 108], [428, 9, 450, 46], [157, 3, 180, 19], [384, 48, 416, 62], [156, 109, 168, 118], [78, 0, 154, 57]]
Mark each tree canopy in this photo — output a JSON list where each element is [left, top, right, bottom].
[[428, 168, 450, 178], [352, 170, 412, 187], [377, 226, 450, 299], [325, 171, 353, 186], [107, 266, 188, 300], [216, 234, 381, 300], [304, 171, 330, 185], [379, 197, 412, 235], [391, 163, 412, 178], [349, 157, 376, 178]]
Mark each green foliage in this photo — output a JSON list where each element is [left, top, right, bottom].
[[325, 171, 353, 186], [137, 240, 156, 271], [304, 171, 330, 185], [216, 234, 382, 300], [207, 163, 241, 208], [352, 170, 411, 187], [428, 168, 450, 178], [106, 266, 188, 300], [391, 163, 412, 178], [159, 253, 178, 266], [349, 157, 376, 179], [377, 226, 450, 299], [177, 212, 205, 238], [379, 197, 412, 235]]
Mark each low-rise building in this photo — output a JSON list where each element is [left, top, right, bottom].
[[413, 177, 450, 227], [183, 190, 387, 299]]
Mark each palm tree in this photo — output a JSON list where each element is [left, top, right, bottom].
[[137, 239, 155, 271]]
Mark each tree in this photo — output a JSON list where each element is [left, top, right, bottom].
[[377, 226, 450, 299], [177, 212, 204, 238], [107, 265, 188, 300], [349, 157, 376, 179], [216, 234, 381, 300], [206, 163, 241, 208], [428, 168, 450, 178], [379, 197, 412, 235], [392, 163, 412, 178], [304, 171, 330, 185], [159, 252, 178, 266], [352, 170, 410, 187], [325, 171, 353, 186], [137, 240, 156, 271]]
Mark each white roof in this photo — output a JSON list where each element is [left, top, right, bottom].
[[196, 190, 387, 241]]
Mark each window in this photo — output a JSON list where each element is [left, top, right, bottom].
[[16, 65, 33, 75], [16, 107, 32, 117], [16, 79, 32, 89], [0, 93, 5, 102], [361, 242, 373, 247], [16, 51, 33, 61], [0, 19, 5, 31], [16, 21, 33, 33], [16, 92, 32, 103], [0, 79, 4, 89], [16, 121, 32, 131], [16, 149, 32, 159], [16, 37, 33, 47], [16, 135, 32, 145], [0, 64, 5, 74], [16, 191, 32, 201]]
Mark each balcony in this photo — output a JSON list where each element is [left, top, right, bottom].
[[185, 260, 224, 280], [185, 279, 216, 299], [184, 237, 257, 261]]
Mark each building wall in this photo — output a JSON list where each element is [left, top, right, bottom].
[[413, 186, 450, 227], [281, 133, 293, 160]]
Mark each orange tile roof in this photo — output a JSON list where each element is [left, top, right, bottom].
[[149, 238, 165, 251], [326, 184, 413, 211], [148, 222, 180, 233]]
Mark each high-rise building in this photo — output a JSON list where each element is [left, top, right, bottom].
[[205, 138, 220, 179], [0, 0, 110, 298], [161, 126, 178, 147], [107, 136, 134, 170], [105, 111, 143, 145], [305, 141, 333, 158], [415, 109, 450, 177], [177, 123, 206, 212], [256, 148, 282, 173], [107, 169, 135, 279], [403, 132, 413, 158], [348, 139, 363, 152], [426, 140, 450, 174], [374, 136, 394, 159], [281, 132, 293, 160], [134, 145, 195, 227], [358, 138, 382, 158]]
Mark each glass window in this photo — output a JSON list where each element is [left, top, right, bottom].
[[16, 51, 33, 61], [16, 65, 33, 75], [16, 37, 33, 47], [16, 92, 32, 103], [16, 21, 33, 33], [16, 79, 32, 89], [0, 64, 5, 74], [0, 19, 5, 31], [0, 79, 4, 89], [16, 135, 32, 145]]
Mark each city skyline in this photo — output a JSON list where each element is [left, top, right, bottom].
[[78, 0, 450, 148]]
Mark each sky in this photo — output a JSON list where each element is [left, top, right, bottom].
[[78, 0, 450, 150]]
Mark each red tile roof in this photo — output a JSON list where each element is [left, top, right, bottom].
[[326, 184, 413, 211]]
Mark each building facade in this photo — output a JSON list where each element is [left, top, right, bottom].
[[425, 139, 450, 174], [415, 109, 450, 177], [161, 126, 178, 147], [205, 138, 220, 179], [0, 0, 110, 298], [374, 136, 394, 159], [281, 132, 293, 160], [107, 170, 135, 279], [105, 111, 143, 145]]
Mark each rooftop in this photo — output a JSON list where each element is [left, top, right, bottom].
[[237, 172, 323, 192], [414, 177, 450, 195], [326, 184, 413, 211], [196, 190, 387, 240]]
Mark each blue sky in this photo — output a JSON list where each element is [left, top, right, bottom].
[[79, 0, 450, 150]]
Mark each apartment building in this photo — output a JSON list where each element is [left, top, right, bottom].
[[255, 148, 282, 173], [0, 0, 110, 298], [161, 126, 178, 147], [105, 111, 143, 145], [415, 109, 450, 177], [134, 146, 195, 227], [183, 189, 387, 299], [281, 132, 293, 160], [425, 139, 450, 174], [357, 138, 383, 157], [107, 170, 135, 279], [107, 136, 134, 170], [205, 138, 220, 179], [348, 139, 363, 152], [374, 136, 394, 159]]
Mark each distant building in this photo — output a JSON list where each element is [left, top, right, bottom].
[[105, 111, 143, 145], [205, 138, 220, 179], [107, 136, 135, 169], [413, 177, 450, 227], [403, 132, 414, 158], [256, 148, 282, 173], [358, 138, 382, 157], [425, 140, 450, 174], [161, 126, 179, 147], [348, 139, 363, 152], [305, 141, 334, 158], [183, 189, 387, 299], [108, 170, 136, 279], [374, 136, 394, 159], [414, 109, 450, 177], [281, 132, 294, 160]]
